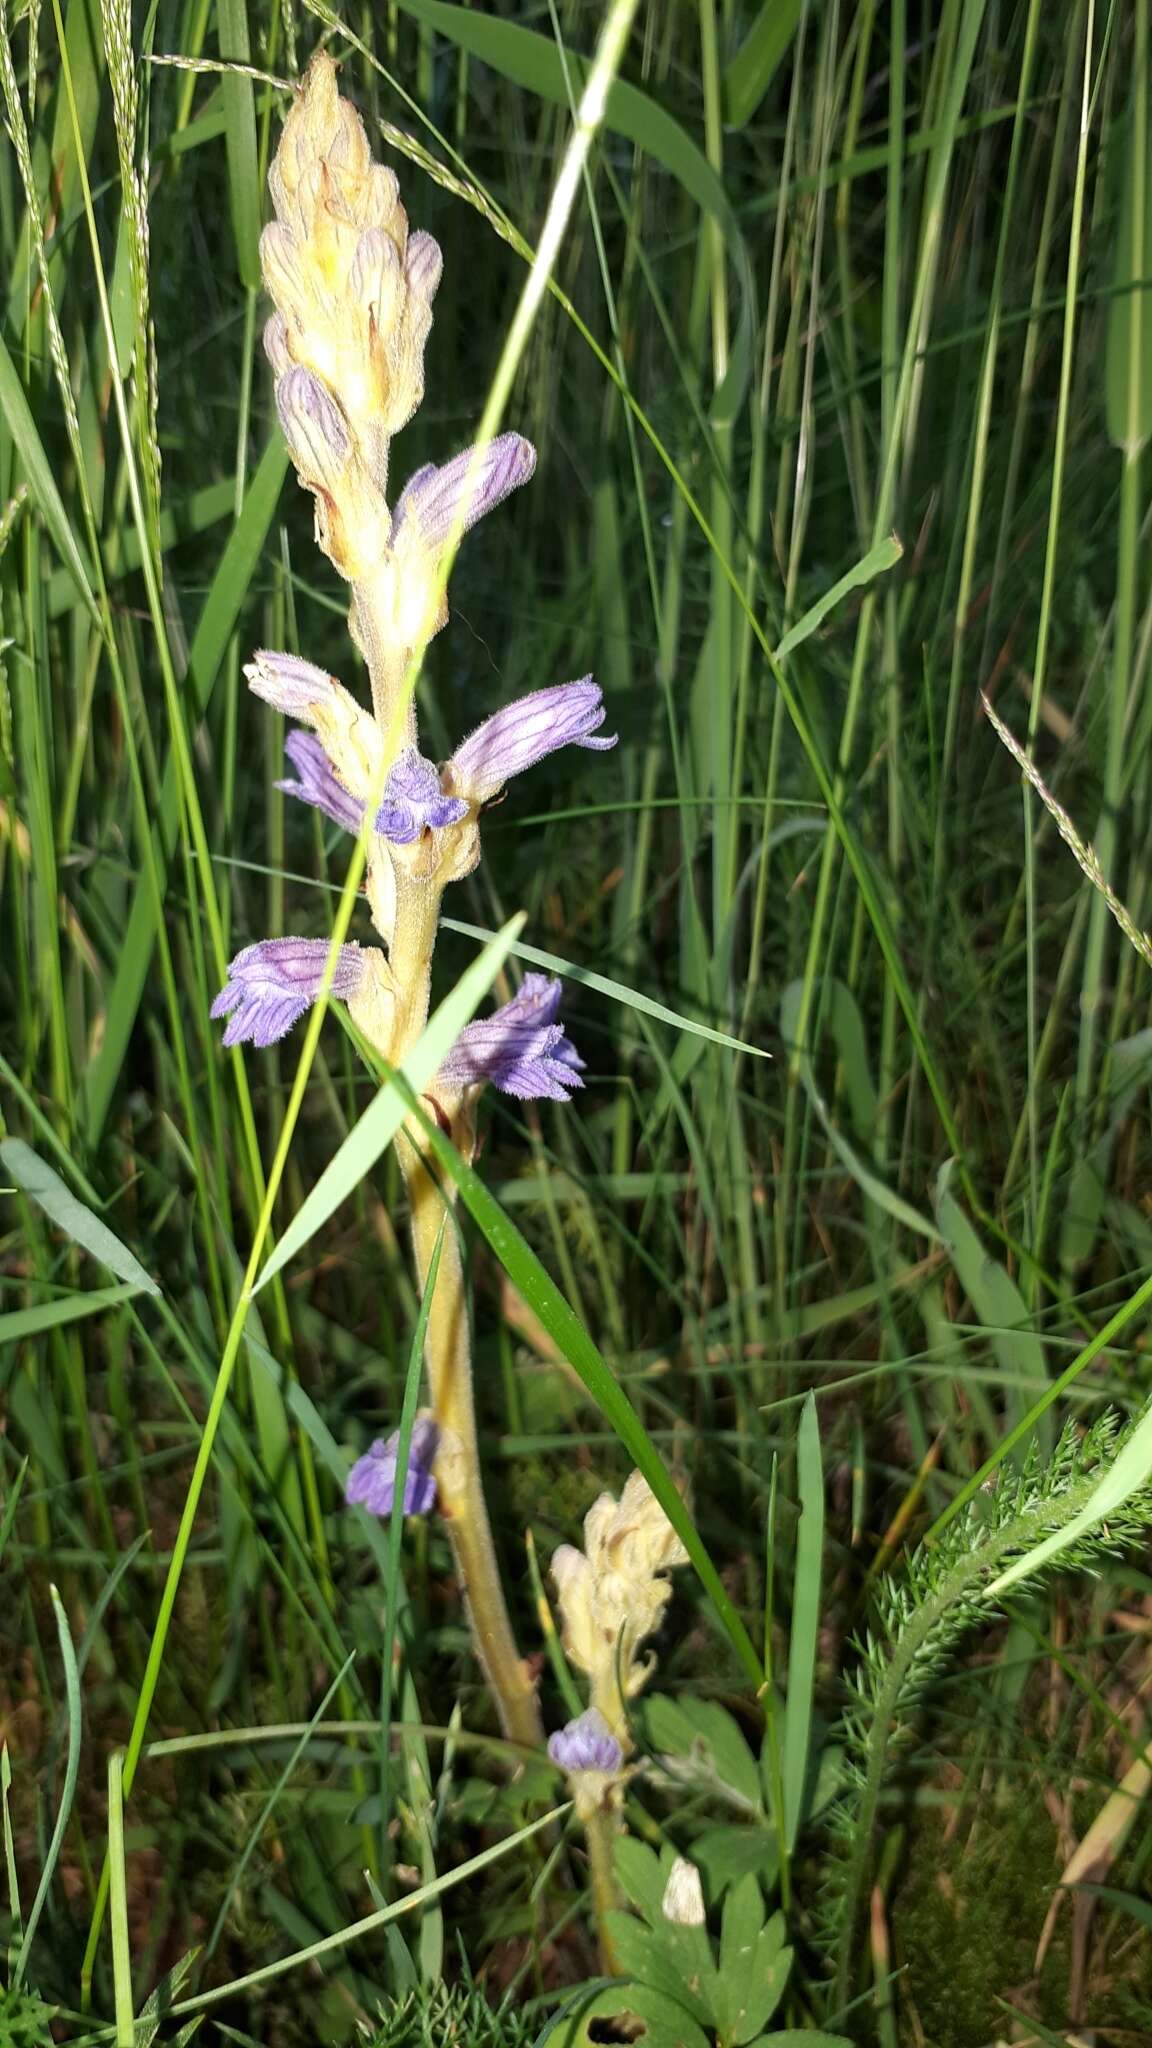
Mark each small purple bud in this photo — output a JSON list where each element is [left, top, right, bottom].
[[449, 680, 616, 804], [211, 937, 367, 1049], [263, 312, 293, 378], [345, 1417, 440, 1517], [547, 1709, 623, 1775], [438, 973, 584, 1103], [374, 748, 470, 844], [404, 230, 443, 301], [391, 433, 536, 555], [277, 731, 365, 835], [276, 366, 350, 487], [349, 227, 401, 318], [245, 649, 343, 718]]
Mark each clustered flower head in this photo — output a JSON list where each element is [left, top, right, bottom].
[[550, 1470, 690, 1746], [212, 54, 616, 1128]]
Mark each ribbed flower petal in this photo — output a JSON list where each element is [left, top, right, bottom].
[[211, 937, 367, 1049], [374, 748, 470, 844], [277, 731, 365, 834], [391, 433, 536, 554], [345, 1417, 440, 1517], [438, 973, 584, 1102], [547, 1708, 623, 1774], [449, 680, 616, 804]]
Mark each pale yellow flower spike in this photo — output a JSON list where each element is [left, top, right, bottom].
[[551, 1470, 690, 1744]]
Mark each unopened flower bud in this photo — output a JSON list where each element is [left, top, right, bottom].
[[662, 1857, 705, 1928]]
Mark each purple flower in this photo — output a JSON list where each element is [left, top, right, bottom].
[[438, 973, 584, 1103], [276, 365, 350, 487], [211, 937, 367, 1048], [391, 433, 536, 556], [547, 1709, 623, 1775], [245, 649, 344, 719], [404, 229, 443, 299], [449, 680, 616, 804], [277, 731, 365, 834], [345, 1417, 440, 1517], [375, 748, 470, 844]]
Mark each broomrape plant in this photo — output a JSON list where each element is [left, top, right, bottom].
[[212, 55, 692, 1868]]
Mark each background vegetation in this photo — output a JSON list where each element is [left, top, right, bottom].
[[4, 0, 1152, 2042]]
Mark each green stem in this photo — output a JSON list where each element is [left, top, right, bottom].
[[583, 1798, 623, 1974]]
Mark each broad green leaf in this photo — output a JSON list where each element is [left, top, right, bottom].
[[1, 1140, 160, 1295], [603, 1913, 708, 2024], [255, 915, 525, 1289], [774, 535, 903, 661], [614, 1836, 668, 1925], [0, 330, 97, 619], [641, 1696, 761, 1813], [694, 1824, 778, 1896], [719, 1872, 765, 1985], [744, 2035, 852, 2047], [730, 1923, 791, 2042], [783, 1393, 824, 1852], [551, 1982, 711, 2048]]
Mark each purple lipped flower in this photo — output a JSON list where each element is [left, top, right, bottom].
[[211, 937, 366, 1048], [277, 731, 365, 834], [438, 973, 584, 1103], [547, 1709, 623, 1775], [391, 433, 536, 556], [245, 649, 344, 719], [449, 680, 616, 805], [345, 1417, 440, 1517], [375, 748, 470, 844]]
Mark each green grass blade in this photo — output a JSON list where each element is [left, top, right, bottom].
[[0, 1283, 145, 1344], [1, 1140, 161, 1295], [13, 1587, 83, 1985], [394, 1081, 764, 1694], [782, 1394, 823, 1854], [774, 535, 903, 662], [441, 917, 771, 1059], [0, 331, 98, 620], [254, 912, 525, 1289]]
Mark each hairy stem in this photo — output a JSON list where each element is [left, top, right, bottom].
[[404, 1141, 543, 1750], [584, 1799, 624, 1975]]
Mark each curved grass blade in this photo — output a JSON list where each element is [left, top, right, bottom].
[[12, 1588, 83, 1985], [377, 1072, 764, 1693], [441, 917, 770, 1060], [1, 1140, 160, 1295]]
